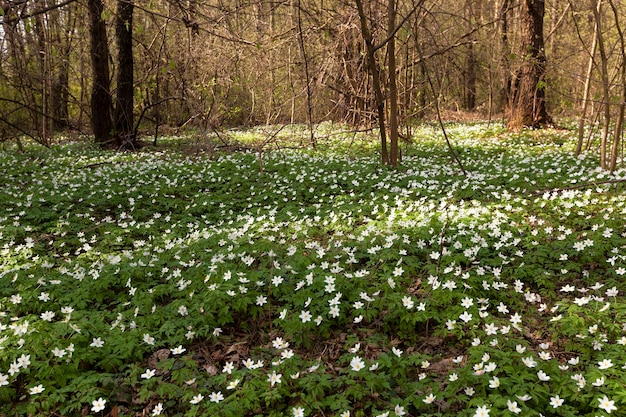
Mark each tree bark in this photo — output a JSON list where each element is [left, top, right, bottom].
[[576, 1, 599, 156], [608, 0, 624, 172], [508, 0, 550, 129], [497, 0, 511, 112], [114, 0, 135, 148], [355, 0, 389, 165], [592, 0, 610, 169], [87, 0, 113, 145], [464, 0, 476, 111], [387, 0, 399, 167]]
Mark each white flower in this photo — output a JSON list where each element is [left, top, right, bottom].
[[92, 397, 107, 412], [473, 405, 490, 417], [8, 361, 19, 376], [141, 368, 156, 379], [423, 393, 436, 404], [537, 370, 550, 381], [209, 391, 224, 403], [549, 395, 564, 408], [299, 310, 312, 323], [0, 373, 9, 386], [350, 356, 365, 372], [507, 399, 521, 414], [521, 356, 537, 368], [402, 296, 414, 309], [52, 347, 66, 358], [151, 403, 164, 416], [40, 311, 55, 321], [29, 384, 45, 395], [227, 379, 240, 390], [392, 347, 403, 357], [143, 333, 155, 345], [90, 337, 105, 348], [171, 345, 186, 355], [394, 404, 406, 416], [485, 323, 498, 335], [190, 394, 203, 404], [598, 359, 613, 369], [292, 406, 305, 417], [267, 371, 282, 386], [461, 297, 474, 308], [598, 395, 617, 414], [17, 354, 30, 368], [488, 376, 500, 388], [459, 311, 473, 323], [592, 376, 605, 387], [222, 361, 235, 374]]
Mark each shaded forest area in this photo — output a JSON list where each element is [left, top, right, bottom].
[[0, 0, 624, 168]]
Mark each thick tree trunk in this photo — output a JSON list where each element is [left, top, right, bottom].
[[115, 0, 135, 148], [508, 0, 549, 129], [87, 0, 113, 145]]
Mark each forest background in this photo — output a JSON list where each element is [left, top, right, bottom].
[[0, 0, 624, 169]]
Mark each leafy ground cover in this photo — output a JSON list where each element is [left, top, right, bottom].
[[1, 123, 626, 417]]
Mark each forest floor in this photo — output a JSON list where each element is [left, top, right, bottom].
[[1, 122, 626, 417]]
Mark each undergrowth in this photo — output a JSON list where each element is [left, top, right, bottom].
[[1, 123, 626, 417]]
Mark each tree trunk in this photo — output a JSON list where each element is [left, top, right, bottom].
[[592, 0, 610, 169], [497, 0, 511, 112], [355, 0, 389, 165], [387, 0, 399, 167], [464, 0, 476, 111], [114, 0, 135, 148], [576, 1, 599, 156], [87, 0, 113, 145], [508, 0, 549, 129], [609, 0, 624, 172], [51, 2, 75, 131]]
